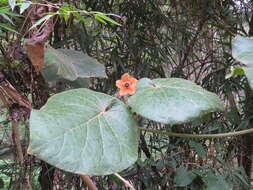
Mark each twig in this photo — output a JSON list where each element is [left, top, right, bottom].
[[140, 127, 253, 139], [80, 175, 98, 190], [114, 173, 136, 190]]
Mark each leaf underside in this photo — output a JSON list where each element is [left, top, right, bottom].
[[43, 47, 107, 82]]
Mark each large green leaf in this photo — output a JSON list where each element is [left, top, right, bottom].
[[28, 88, 138, 175], [128, 78, 224, 124], [232, 35, 253, 67], [44, 47, 107, 81]]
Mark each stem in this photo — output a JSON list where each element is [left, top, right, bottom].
[[12, 121, 24, 165], [80, 175, 98, 190], [139, 127, 253, 139], [114, 173, 136, 190]]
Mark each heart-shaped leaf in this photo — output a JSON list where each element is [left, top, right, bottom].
[[28, 88, 138, 175], [44, 47, 107, 81], [128, 78, 224, 124], [232, 35, 253, 67]]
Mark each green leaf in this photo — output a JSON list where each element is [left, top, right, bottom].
[[94, 14, 107, 24], [189, 140, 206, 158], [128, 78, 224, 124], [0, 7, 10, 13], [94, 13, 121, 26], [225, 66, 245, 79], [8, 0, 16, 10], [59, 6, 72, 22], [28, 88, 139, 175], [174, 167, 196, 186], [0, 13, 14, 25], [19, 1, 31, 14], [232, 35, 253, 67], [29, 14, 54, 30], [0, 23, 18, 33], [44, 47, 107, 81], [203, 173, 230, 190]]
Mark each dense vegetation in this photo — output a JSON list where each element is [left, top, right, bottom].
[[0, 0, 253, 189]]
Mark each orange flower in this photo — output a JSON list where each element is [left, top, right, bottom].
[[116, 73, 138, 96]]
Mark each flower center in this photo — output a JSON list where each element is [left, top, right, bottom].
[[124, 82, 130, 88]]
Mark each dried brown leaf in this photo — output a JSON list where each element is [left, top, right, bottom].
[[26, 43, 45, 72]]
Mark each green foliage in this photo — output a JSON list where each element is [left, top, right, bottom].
[[202, 172, 230, 190], [188, 140, 206, 158]]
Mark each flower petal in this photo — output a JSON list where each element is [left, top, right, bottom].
[[121, 73, 130, 81], [119, 89, 129, 96], [127, 87, 136, 95], [129, 78, 138, 86], [116, 80, 124, 88]]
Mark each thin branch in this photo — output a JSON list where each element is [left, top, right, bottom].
[[80, 175, 98, 190], [114, 173, 136, 190], [139, 127, 253, 139]]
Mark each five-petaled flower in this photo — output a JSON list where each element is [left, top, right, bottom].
[[116, 73, 138, 96]]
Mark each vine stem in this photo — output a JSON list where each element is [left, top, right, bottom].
[[80, 175, 98, 190], [114, 173, 136, 190], [139, 127, 253, 138]]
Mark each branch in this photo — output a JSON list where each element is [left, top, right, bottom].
[[114, 173, 136, 190], [80, 175, 98, 190]]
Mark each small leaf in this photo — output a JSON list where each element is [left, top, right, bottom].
[[189, 140, 206, 158], [128, 78, 224, 124], [174, 167, 196, 186], [94, 14, 107, 24], [225, 66, 245, 79], [59, 6, 72, 22], [94, 13, 121, 26], [19, 1, 31, 14], [0, 12, 14, 25], [232, 35, 253, 67], [28, 88, 139, 175], [29, 14, 54, 30], [0, 7, 10, 13], [8, 0, 16, 10], [0, 23, 18, 33]]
